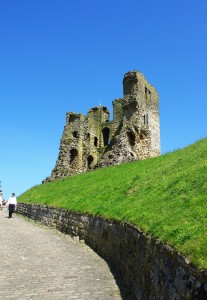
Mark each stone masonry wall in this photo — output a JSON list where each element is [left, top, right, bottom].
[[45, 70, 160, 182], [17, 203, 207, 300]]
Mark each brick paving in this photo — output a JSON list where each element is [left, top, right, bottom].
[[0, 209, 121, 300]]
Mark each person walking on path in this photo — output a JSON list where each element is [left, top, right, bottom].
[[7, 192, 17, 218]]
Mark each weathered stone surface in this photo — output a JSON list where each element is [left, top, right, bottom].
[[44, 70, 160, 181], [17, 203, 207, 299]]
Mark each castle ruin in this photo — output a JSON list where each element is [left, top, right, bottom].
[[46, 70, 160, 181]]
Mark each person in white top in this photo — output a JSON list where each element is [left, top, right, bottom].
[[7, 193, 17, 218], [0, 193, 3, 209]]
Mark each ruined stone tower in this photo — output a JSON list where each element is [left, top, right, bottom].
[[46, 71, 160, 181]]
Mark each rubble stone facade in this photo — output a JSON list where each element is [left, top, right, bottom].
[[47, 70, 160, 181]]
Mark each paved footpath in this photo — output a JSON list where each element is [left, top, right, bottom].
[[0, 209, 121, 300]]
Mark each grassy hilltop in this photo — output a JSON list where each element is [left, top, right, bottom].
[[19, 138, 207, 269]]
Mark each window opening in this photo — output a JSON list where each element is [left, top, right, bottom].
[[72, 131, 78, 138], [87, 155, 94, 169], [144, 114, 149, 126], [102, 127, 110, 146], [145, 87, 148, 101], [94, 137, 98, 146], [148, 90, 151, 101], [127, 131, 136, 146], [146, 114, 148, 125], [70, 149, 78, 165]]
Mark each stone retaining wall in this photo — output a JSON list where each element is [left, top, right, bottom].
[[17, 203, 207, 300]]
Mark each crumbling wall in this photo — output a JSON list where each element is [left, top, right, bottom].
[[45, 70, 160, 182], [17, 203, 207, 300]]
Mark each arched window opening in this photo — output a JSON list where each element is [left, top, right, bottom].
[[87, 155, 94, 169], [72, 131, 78, 138], [127, 131, 136, 146], [102, 127, 110, 146], [94, 137, 98, 146], [70, 149, 78, 166]]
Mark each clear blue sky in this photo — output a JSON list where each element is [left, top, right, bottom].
[[0, 0, 206, 200]]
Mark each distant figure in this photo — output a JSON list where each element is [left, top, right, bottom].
[[7, 193, 17, 218], [0, 192, 3, 209]]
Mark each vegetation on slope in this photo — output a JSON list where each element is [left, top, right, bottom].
[[19, 138, 207, 268]]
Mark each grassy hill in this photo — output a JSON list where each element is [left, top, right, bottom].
[[18, 138, 207, 269]]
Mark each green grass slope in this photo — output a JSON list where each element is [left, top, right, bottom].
[[19, 138, 207, 268]]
